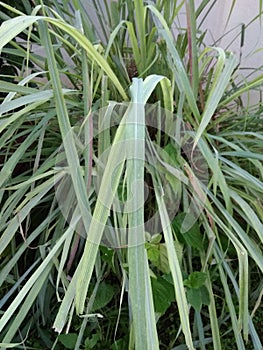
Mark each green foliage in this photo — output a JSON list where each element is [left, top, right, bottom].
[[58, 333, 78, 349], [151, 276, 175, 314], [184, 271, 207, 289], [184, 272, 210, 312], [0, 0, 262, 349], [91, 281, 115, 311], [84, 333, 100, 349], [173, 213, 204, 250], [186, 285, 210, 312]]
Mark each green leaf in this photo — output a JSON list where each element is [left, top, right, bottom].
[[147, 4, 200, 123], [184, 271, 207, 289], [91, 282, 115, 311], [184, 225, 203, 250], [149, 233, 162, 244], [147, 240, 183, 274], [154, 244, 170, 274], [173, 213, 203, 250], [153, 180, 195, 349], [200, 285, 210, 306], [84, 333, 100, 349], [163, 143, 179, 165], [151, 277, 175, 314], [100, 246, 115, 271], [187, 288, 202, 312], [194, 49, 237, 147], [58, 333, 78, 349], [146, 244, 160, 262], [0, 15, 41, 52], [0, 343, 22, 348], [126, 78, 159, 349]]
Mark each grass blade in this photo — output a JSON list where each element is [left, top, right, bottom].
[[153, 178, 194, 350]]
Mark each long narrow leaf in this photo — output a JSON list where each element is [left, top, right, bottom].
[[152, 178, 194, 350]]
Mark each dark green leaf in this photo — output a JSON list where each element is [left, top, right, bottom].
[[173, 213, 203, 250], [187, 288, 202, 312], [92, 281, 115, 311], [58, 333, 78, 349], [200, 285, 210, 306], [163, 143, 179, 166], [100, 246, 115, 271], [84, 333, 100, 349], [151, 277, 175, 314]]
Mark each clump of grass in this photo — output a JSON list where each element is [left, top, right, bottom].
[[0, 1, 262, 349]]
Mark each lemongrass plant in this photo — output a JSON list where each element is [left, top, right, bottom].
[[0, 1, 263, 349]]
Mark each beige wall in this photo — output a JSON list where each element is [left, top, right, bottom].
[[198, 1, 262, 66]]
